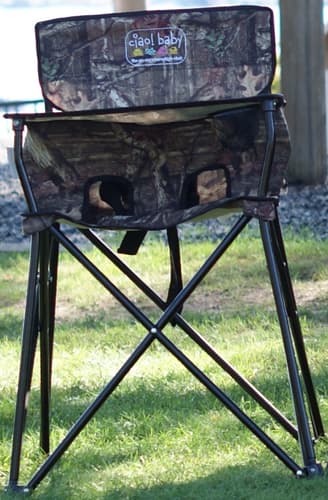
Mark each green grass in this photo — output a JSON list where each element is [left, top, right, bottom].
[[1, 226, 328, 499]]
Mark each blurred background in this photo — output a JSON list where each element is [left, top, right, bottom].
[[0, 0, 327, 183]]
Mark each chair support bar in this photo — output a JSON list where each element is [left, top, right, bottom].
[[82, 228, 298, 439], [8, 210, 324, 494]]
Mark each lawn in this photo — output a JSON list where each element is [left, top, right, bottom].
[[0, 225, 328, 499]]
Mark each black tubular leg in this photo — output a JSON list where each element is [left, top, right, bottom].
[[259, 219, 322, 476], [47, 227, 59, 393], [156, 216, 251, 330], [50, 226, 155, 330], [53, 216, 250, 335], [39, 230, 53, 453], [39, 228, 59, 453], [8, 234, 41, 489], [82, 227, 298, 438], [270, 214, 324, 439], [25, 332, 155, 492], [12, 119, 38, 214], [152, 327, 303, 475]]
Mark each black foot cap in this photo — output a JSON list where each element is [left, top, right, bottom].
[[4, 484, 32, 496], [296, 463, 324, 479]]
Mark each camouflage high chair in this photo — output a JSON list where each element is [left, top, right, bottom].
[[5, 6, 325, 493]]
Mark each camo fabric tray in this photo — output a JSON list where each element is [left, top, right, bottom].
[[22, 105, 290, 233]]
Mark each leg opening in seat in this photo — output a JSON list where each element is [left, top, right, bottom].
[[82, 176, 134, 222]]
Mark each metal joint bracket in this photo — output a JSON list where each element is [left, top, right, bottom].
[[12, 118, 25, 133], [262, 99, 276, 113]]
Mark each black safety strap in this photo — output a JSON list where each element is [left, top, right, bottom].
[[118, 227, 183, 320], [166, 226, 183, 320], [117, 230, 147, 255]]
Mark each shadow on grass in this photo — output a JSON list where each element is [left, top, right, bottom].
[[2, 364, 323, 484], [2, 349, 328, 498], [2, 261, 328, 497], [95, 464, 328, 500], [1, 371, 296, 428], [2, 305, 328, 439], [18, 451, 328, 500]]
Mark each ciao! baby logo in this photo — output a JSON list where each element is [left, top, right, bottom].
[[125, 27, 186, 66]]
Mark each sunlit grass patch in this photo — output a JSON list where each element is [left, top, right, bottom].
[[1, 230, 328, 499]]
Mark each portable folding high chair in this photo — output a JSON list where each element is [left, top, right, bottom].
[[4, 6, 325, 494]]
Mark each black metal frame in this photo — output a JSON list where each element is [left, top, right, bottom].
[[5, 99, 325, 494]]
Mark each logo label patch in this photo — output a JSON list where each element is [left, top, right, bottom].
[[125, 27, 186, 66]]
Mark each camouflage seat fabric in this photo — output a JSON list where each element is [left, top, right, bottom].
[[22, 104, 290, 234], [36, 7, 276, 111]]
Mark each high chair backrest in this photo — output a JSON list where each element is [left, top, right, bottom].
[[35, 6, 276, 112]]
